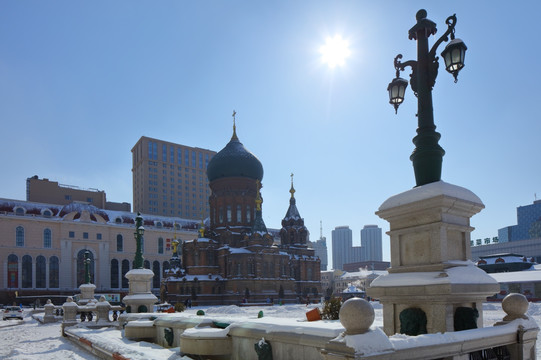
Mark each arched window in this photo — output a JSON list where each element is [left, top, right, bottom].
[[16, 226, 24, 247], [8, 254, 18, 288], [76, 250, 94, 286], [111, 259, 119, 288], [15, 207, 25, 216], [153, 261, 160, 289], [227, 205, 232, 223], [49, 256, 59, 288], [121, 260, 130, 288], [22, 255, 32, 288], [43, 229, 52, 248], [163, 261, 170, 273], [36, 255, 46, 288], [246, 205, 251, 223], [158, 238, 164, 254], [117, 234, 123, 252]]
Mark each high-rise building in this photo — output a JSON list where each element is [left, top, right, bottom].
[[331, 226, 352, 270], [131, 136, 217, 220], [312, 221, 328, 271], [498, 200, 541, 242], [361, 225, 382, 261], [313, 237, 328, 271]]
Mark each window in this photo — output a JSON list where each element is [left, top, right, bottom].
[[69, 231, 75, 238], [49, 256, 59, 288], [121, 260, 130, 288], [86, 197, 93, 203], [219, 207, 224, 223], [36, 256, 46, 288], [64, 195, 72, 201], [43, 209, 52, 217], [227, 205, 232, 223], [96, 233, 102, 240], [117, 234, 123, 252], [153, 261, 160, 289], [185, 149, 190, 167], [83, 232, 89, 239], [199, 152, 203, 169], [177, 148, 182, 164], [22, 255, 32, 288], [8, 254, 18, 288], [43, 229, 52, 248], [111, 259, 119, 288], [170, 146, 174, 163], [16, 226, 24, 247], [158, 238, 164, 254], [237, 205, 242, 223], [246, 205, 251, 223], [162, 144, 167, 162]]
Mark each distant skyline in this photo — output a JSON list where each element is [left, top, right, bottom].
[[1, 1, 540, 267]]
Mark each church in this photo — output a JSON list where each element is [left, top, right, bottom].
[[164, 118, 321, 305]]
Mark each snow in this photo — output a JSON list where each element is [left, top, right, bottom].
[[2, 302, 541, 359], [371, 262, 498, 287], [378, 180, 483, 211]]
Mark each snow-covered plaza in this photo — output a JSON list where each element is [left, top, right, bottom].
[[1, 301, 541, 359]]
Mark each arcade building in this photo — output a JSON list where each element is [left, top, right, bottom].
[[164, 124, 321, 305]]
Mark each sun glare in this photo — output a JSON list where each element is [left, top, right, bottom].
[[319, 35, 351, 68]]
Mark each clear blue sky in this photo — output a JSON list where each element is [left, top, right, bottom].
[[1, 1, 539, 266]]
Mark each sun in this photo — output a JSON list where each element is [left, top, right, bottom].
[[319, 35, 351, 68]]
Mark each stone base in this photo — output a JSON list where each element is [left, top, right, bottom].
[[369, 181, 500, 335]]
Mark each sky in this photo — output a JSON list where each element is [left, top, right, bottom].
[[1, 1, 540, 266]]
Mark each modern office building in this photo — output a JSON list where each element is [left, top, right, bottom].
[[26, 176, 130, 211], [131, 136, 217, 220], [313, 236, 328, 271], [331, 226, 352, 270], [498, 200, 541, 242], [361, 225, 383, 261]]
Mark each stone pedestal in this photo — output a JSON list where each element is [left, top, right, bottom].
[[78, 283, 96, 305], [367, 181, 500, 335], [122, 268, 158, 313]]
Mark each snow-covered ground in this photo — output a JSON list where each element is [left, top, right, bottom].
[[0, 302, 540, 359]]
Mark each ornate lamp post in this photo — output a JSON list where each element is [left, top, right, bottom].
[[83, 251, 91, 284], [133, 212, 145, 269], [387, 9, 467, 186]]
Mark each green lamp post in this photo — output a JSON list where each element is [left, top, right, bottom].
[[387, 9, 467, 186], [83, 251, 91, 284], [133, 212, 145, 269]]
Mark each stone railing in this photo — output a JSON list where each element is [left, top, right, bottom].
[[321, 294, 538, 360], [61, 296, 124, 335]]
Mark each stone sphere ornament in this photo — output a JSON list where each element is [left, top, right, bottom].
[[502, 293, 529, 321], [339, 297, 375, 335]]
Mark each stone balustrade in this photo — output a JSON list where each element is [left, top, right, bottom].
[[61, 295, 124, 335]]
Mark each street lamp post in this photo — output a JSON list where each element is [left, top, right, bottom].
[[388, 9, 467, 187], [134, 212, 145, 269], [83, 251, 91, 284]]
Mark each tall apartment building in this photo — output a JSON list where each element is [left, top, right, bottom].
[[313, 236, 328, 271], [331, 225, 352, 270], [361, 225, 382, 261], [26, 176, 130, 211], [131, 136, 216, 220]]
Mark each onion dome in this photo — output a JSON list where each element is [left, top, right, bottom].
[[206, 122, 263, 182]]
